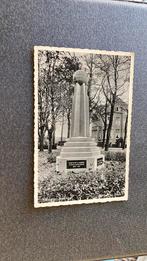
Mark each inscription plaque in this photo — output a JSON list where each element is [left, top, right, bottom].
[[97, 158, 103, 166], [67, 160, 87, 169]]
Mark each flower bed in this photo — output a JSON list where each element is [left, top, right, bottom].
[[38, 161, 125, 203]]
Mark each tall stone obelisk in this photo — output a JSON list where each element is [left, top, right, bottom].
[[71, 70, 90, 138], [56, 70, 104, 172]]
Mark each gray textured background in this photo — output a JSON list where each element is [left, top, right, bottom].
[[0, 1, 147, 261]]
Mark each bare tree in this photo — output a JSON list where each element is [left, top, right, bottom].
[[122, 108, 128, 149], [56, 53, 80, 138], [38, 51, 80, 153], [38, 50, 63, 153], [38, 51, 130, 153], [95, 55, 131, 151], [83, 54, 101, 118], [38, 51, 50, 151], [91, 98, 108, 147]]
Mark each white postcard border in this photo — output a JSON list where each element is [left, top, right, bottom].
[[34, 46, 134, 208]]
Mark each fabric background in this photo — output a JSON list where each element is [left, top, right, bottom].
[[0, 1, 147, 260]]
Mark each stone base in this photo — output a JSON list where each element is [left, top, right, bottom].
[[56, 137, 104, 173], [56, 155, 104, 173]]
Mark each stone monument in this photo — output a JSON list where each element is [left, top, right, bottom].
[[56, 70, 104, 172]]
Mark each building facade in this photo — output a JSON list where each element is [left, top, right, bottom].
[[92, 98, 128, 147]]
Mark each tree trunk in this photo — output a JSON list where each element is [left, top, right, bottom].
[[102, 100, 108, 148], [39, 94, 44, 151], [67, 111, 71, 138], [48, 129, 53, 154], [52, 127, 56, 149], [40, 136, 44, 151], [49, 83, 55, 153], [102, 125, 106, 148], [88, 58, 93, 118], [61, 114, 64, 142], [39, 127, 44, 151], [122, 111, 128, 149], [105, 96, 115, 151], [105, 57, 118, 151]]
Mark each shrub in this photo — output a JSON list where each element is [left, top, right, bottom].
[[47, 153, 56, 163], [105, 151, 126, 162], [38, 161, 125, 203]]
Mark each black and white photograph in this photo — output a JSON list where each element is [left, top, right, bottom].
[[34, 46, 134, 207]]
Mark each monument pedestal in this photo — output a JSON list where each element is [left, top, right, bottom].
[[56, 137, 104, 172], [56, 70, 104, 173]]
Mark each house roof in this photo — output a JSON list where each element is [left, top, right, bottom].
[[115, 97, 128, 110]]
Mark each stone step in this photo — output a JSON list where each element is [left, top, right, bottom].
[[68, 137, 96, 142], [61, 147, 101, 153], [64, 142, 97, 147], [59, 151, 101, 158]]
